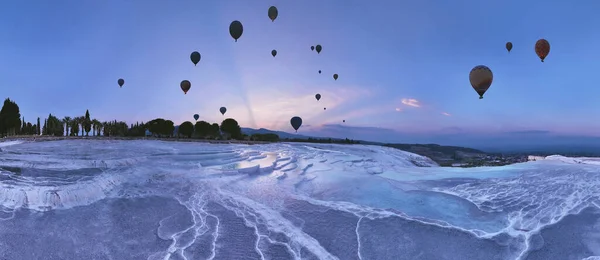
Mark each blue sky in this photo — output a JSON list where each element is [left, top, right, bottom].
[[1, 0, 600, 147]]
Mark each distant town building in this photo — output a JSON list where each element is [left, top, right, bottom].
[[452, 163, 468, 167], [528, 155, 545, 161]]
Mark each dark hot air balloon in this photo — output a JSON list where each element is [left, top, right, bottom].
[[315, 94, 321, 101], [469, 65, 493, 99], [117, 78, 124, 88], [324, 107, 326, 110], [229, 21, 243, 42], [343, 120, 345, 123], [268, 6, 278, 22], [271, 50, 277, 57], [333, 74, 338, 80], [193, 114, 199, 121], [506, 42, 512, 52], [190, 51, 201, 66], [315, 45, 322, 54], [535, 39, 550, 62], [290, 116, 302, 132], [318, 70, 321, 74], [180, 80, 191, 94], [311, 46, 315, 51], [505, 42, 513, 53], [220, 107, 227, 115]]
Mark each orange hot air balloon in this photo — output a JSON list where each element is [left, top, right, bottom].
[[180, 80, 191, 94], [535, 39, 550, 62]]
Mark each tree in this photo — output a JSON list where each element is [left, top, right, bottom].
[[73, 116, 84, 136], [37, 117, 41, 135], [46, 114, 63, 136], [26, 122, 33, 135], [84, 110, 91, 136], [100, 120, 128, 137], [210, 123, 220, 138], [63, 116, 71, 136], [220, 118, 242, 140], [42, 119, 47, 135], [251, 133, 279, 142], [194, 121, 211, 138], [0, 98, 21, 136], [71, 120, 80, 136], [179, 121, 194, 138], [165, 120, 175, 137], [91, 119, 100, 136], [147, 118, 165, 137], [127, 122, 146, 137], [146, 118, 175, 137]]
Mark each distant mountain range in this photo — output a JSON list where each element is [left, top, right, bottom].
[[240, 127, 383, 145], [174, 125, 600, 157], [240, 127, 311, 140]]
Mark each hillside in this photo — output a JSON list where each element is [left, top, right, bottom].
[[383, 143, 489, 166], [240, 127, 382, 144], [147, 125, 523, 166]]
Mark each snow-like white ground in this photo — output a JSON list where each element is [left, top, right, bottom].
[[1, 139, 599, 260]]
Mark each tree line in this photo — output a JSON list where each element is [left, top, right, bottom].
[[0, 98, 278, 141], [1, 98, 361, 144], [284, 137, 360, 144]]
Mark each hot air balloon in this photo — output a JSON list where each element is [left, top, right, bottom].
[[315, 94, 321, 101], [311, 46, 315, 51], [535, 39, 550, 62], [229, 21, 243, 42], [315, 45, 322, 54], [318, 70, 321, 74], [333, 74, 338, 80], [193, 114, 199, 121], [190, 51, 201, 66], [343, 120, 345, 123], [505, 42, 513, 53], [324, 107, 326, 110], [180, 80, 191, 94], [117, 78, 124, 88], [469, 65, 493, 99], [220, 107, 227, 115], [290, 116, 302, 132], [271, 50, 277, 57], [268, 6, 278, 22]]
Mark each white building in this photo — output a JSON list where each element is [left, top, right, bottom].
[[527, 155, 545, 161], [451, 163, 468, 167]]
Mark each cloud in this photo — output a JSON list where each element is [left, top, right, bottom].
[[442, 112, 451, 116], [395, 108, 403, 112], [401, 98, 420, 108]]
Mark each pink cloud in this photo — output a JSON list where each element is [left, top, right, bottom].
[[401, 98, 420, 107]]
